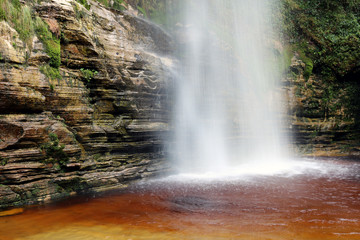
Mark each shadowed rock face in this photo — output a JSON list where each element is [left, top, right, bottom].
[[0, 121, 24, 150], [0, 0, 174, 208], [283, 55, 360, 157]]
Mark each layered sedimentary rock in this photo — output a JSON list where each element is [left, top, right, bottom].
[[0, 0, 173, 208], [284, 55, 360, 157]]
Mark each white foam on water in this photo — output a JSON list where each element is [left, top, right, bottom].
[[154, 158, 356, 184]]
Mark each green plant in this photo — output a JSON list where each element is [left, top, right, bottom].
[[129, 0, 177, 26], [23, 51, 30, 67], [310, 130, 319, 138], [93, 153, 102, 161], [94, 0, 127, 10], [80, 68, 98, 82], [0, 6, 6, 21], [34, 16, 61, 69], [299, 53, 313, 80], [16, 5, 34, 41], [60, 32, 69, 44], [341, 82, 360, 123], [76, 0, 90, 10], [10, 0, 20, 9], [281, 0, 360, 80], [113, 0, 126, 11], [0, 0, 35, 42], [40, 133, 69, 167], [31, 185, 41, 196], [0, 157, 8, 166], [57, 177, 89, 193], [137, 6, 147, 17], [39, 64, 61, 80], [73, 3, 86, 20], [95, 0, 109, 7], [322, 86, 335, 118]]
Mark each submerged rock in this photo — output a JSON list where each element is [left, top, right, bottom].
[[0, 208, 24, 217]]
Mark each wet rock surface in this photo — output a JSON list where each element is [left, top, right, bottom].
[[284, 55, 360, 157], [0, 0, 173, 208]]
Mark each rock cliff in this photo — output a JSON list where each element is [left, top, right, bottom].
[[279, 0, 360, 157], [1, 0, 359, 209], [284, 55, 360, 157], [0, 0, 174, 208]]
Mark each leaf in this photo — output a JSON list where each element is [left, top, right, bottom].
[[137, 6, 147, 18]]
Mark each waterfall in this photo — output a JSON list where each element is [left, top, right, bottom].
[[172, 0, 289, 174]]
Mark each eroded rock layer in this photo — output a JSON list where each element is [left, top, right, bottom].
[[0, 0, 173, 208], [284, 55, 360, 157]]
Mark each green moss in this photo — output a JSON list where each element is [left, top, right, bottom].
[[341, 82, 360, 123], [92, 0, 128, 10], [0, 157, 8, 166], [60, 32, 69, 45], [39, 64, 61, 80], [282, 46, 293, 70], [281, 0, 360, 79], [31, 185, 41, 197], [76, 0, 90, 10], [137, 6, 147, 17], [16, 6, 34, 41], [74, 0, 128, 11], [113, 0, 126, 11], [93, 153, 102, 161], [95, 0, 109, 7], [10, 0, 20, 9], [47, 39, 61, 68], [0, 6, 6, 21], [277, 44, 295, 74], [34, 17, 61, 69], [72, 3, 86, 20], [281, 43, 313, 79], [296, 47, 313, 80], [127, 0, 170, 26], [56, 177, 89, 194], [0, 0, 34, 42], [40, 133, 69, 167]]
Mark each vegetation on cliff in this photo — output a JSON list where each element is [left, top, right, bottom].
[[278, 0, 360, 124], [0, 0, 171, 208], [40, 133, 69, 168], [0, 0, 61, 83], [132, 0, 360, 84], [77, 0, 166, 17], [76, 0, 127, 11], [281, 0, 360, 80], [0, 0, 34, 42], [34, 16, 61, 69]]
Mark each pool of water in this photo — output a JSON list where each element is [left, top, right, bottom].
[[0, 159, 359, 240]]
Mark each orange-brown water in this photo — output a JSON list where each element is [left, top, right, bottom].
[[0, 159, 359, 240]]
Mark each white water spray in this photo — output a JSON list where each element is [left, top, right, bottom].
[[173, 0, 289, 174]]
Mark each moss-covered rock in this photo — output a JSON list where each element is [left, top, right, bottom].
[[280, 0, 360, 80], [285, 54, 360, 157], [0, 0, 173, 209]]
